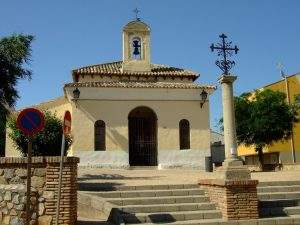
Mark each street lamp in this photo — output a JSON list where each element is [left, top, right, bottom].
[[200, 89, 208, 108], [72, 88, 80, 106]]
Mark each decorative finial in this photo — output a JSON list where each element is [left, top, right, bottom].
[[210, 34, 239, 75], [133, 8, 140, 21], [277, 62, 286, 78]]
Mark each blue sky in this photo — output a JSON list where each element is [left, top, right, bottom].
[[1, 0, 300, 130]]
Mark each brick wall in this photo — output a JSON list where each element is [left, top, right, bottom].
[[199, 179, 259, 220], [0, 157, 79, 225], [44, 159, 78, 224]]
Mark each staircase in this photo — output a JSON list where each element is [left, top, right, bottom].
[[78, 180, 300, 224], [258, 181, 300, 218], [82, 184, 223, 225]]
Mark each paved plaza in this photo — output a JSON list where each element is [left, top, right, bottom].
[[78, 168, 300, 187]]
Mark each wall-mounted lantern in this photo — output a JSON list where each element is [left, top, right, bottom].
[[200, 89, 208, 108], [72, 88, 80, 107]]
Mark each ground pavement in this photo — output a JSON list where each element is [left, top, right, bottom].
[[78, 168, 300, 187]]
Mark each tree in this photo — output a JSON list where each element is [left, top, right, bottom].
[[0, 34, 34, 155], [7, 111, 72, 156], [0, 107, 6, 154], [233, 89, 299, 169]]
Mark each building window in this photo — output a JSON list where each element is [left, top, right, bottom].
[[94, 120, 106, 151], [179, 119, 190, 150]]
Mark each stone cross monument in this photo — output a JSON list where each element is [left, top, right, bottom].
[[198, 34, 259, 220], [210, 33, 249, 177]]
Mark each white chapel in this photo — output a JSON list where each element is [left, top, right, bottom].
[[6, 19, 216, 169]]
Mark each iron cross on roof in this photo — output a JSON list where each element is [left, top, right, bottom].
[[210, 34, 239, 75], [133, 8, 141, 21]]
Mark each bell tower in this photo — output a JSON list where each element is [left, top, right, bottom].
[[122, 20, 151, 72]]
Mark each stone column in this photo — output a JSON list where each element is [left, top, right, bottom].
[[218, 75, 241, 166]]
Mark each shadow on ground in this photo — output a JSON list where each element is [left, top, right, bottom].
[[78, 182, 125, 191], [76, 220, 110, 225], [78, 173, 162, 181]]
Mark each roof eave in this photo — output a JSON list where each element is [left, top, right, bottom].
[[72, 71, 198, 79]]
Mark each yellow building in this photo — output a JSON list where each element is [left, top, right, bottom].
[[238, 73, 300, 165], [6, 19, 216, 169]]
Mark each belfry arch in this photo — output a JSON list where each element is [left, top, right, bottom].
[[128, 106, 158, 166]]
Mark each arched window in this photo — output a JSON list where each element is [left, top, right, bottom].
[[94, 120, 106, 151], [179, 119, 190, 150]]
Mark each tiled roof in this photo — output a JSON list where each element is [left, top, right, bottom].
[[72, 61, 198, 79], [64, 81, 216, 90]]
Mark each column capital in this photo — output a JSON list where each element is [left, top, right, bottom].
[[218, 74, 237, 84]]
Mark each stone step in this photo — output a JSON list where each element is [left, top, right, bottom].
[[120, 203, 216, 213], [93, 189, 205, 198], [258, 181, 300, 187], [79, 183, 199, 192], [76, 217, 112, 225], [258, 191, 300, 200], [126, 216, 300, 225], [259, 199, 300, 208], [260, 206, 300, 217], [122, 210, 222, 224], [107, 195, 210, 206], [284, 206, 300, 215], [126, 218, 225, 225], [117, 184, 200, 191], [258, 185, 300, 193]]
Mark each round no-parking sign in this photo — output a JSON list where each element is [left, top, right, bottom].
[[17, 108, 45, 136]]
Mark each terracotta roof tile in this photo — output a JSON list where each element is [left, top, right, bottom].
[[64, 81, 216, 90], [72, 61, 198, 78]]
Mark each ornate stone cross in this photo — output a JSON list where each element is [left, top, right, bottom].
[[210, 34, 239, 75]]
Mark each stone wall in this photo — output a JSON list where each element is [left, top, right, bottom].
[[199, 179, 259, 220], [0, 157, 79, 225], [0, 184, 37, 224]]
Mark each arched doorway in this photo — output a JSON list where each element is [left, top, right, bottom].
[[128, 106, 157, 166]]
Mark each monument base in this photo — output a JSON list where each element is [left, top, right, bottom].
[[199, 163, 258, 220], [215, 163, 251, 180]]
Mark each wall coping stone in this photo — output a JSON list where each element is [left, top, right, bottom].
[[0, 156, 80, 164], [199, 178, 258, 187]]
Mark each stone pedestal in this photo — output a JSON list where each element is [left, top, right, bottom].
[[199, 74, 259, 220], [199, 179, 259, 220]]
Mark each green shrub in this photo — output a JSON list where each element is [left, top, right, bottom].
[[7, 110, 72, 156]]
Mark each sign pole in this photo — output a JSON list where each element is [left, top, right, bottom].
[[55, 132, 66, 225], [16, 108, 45, 225], [26, 137, 33, 225]]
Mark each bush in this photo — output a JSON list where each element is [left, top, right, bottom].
[[7, 110, 72, 156]]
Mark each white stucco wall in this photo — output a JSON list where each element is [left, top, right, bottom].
[[69, 94, 211, 169], [6, 87, 213, 170]]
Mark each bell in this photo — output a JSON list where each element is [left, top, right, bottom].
[[133, 47, 140, 56], [133, 40, 141, 56]]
